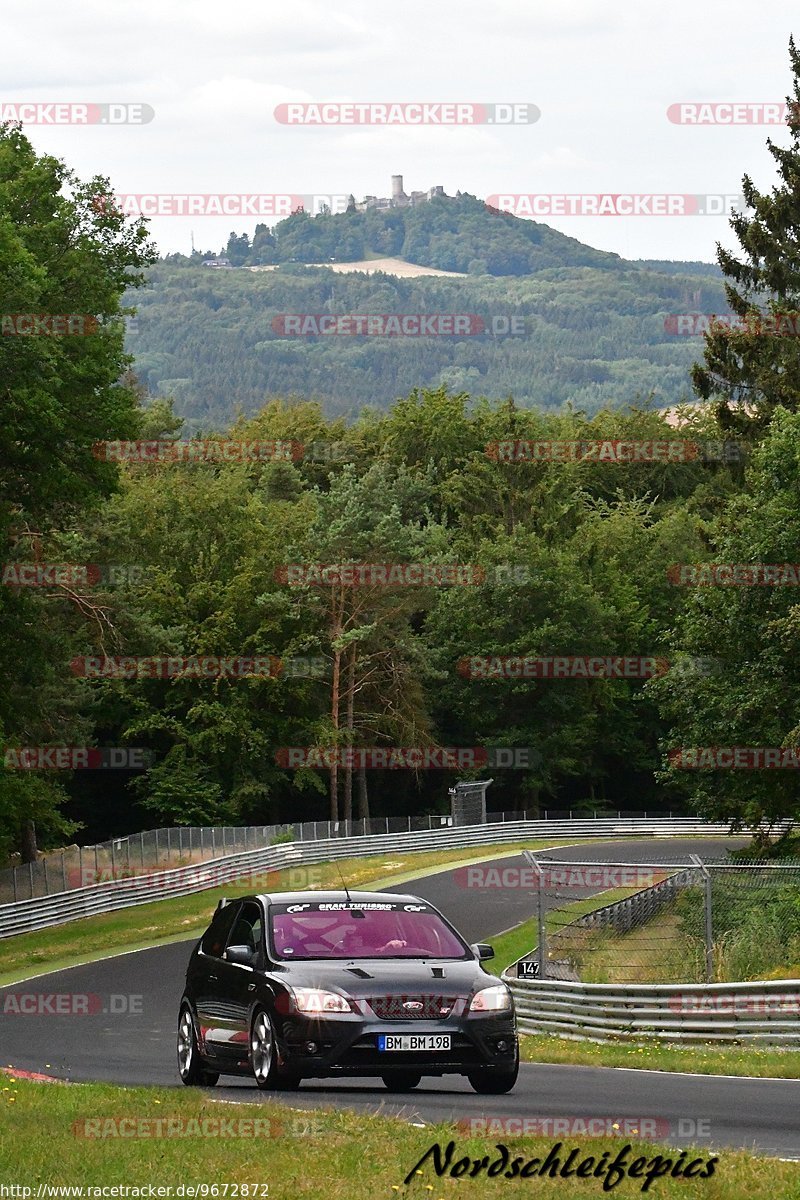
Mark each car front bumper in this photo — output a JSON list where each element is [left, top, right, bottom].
[[277, 1010, 518, 1077]]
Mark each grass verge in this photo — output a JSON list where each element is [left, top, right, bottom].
[[1, 1076, 797, 1199], [519, 1033, 800, 1077], [487, 886, 649, 976]]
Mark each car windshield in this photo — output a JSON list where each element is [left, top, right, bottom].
[[269, 901, 470, 960]]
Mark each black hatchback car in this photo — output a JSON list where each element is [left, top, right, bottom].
[[177, 890, 519, 1093]]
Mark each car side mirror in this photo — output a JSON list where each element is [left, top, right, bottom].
[[472, 943, 494, 961], [225, 944, 256, 966]]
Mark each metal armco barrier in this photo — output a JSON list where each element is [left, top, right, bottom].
[[0, 817, 744, 939], [576, 869, 694, 934], [505, 974, 800, 1045]]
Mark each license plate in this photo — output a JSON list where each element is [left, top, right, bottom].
[[377, 1034, 451, 1052]]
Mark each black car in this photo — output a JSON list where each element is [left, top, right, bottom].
[[177, 889, 519, 1093]]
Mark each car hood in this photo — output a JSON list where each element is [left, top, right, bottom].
[[269, 957, 496, 995]]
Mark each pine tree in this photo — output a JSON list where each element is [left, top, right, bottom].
[[693, 39, 800, 436]]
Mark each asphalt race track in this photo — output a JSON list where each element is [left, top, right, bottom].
[[3, 837, 800, 1158]]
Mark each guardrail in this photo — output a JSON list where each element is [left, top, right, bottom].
[[0, 816, 746, 940], [505, 973, 800, 1045], [0, 808, 672, 904], [514, 868, 695, 982]]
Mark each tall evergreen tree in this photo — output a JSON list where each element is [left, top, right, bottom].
[[693, 39, 800, 436]]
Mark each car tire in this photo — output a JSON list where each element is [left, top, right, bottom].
[[177, 1002, 219, 1087], [467, 1059, 519, 1094], [250, 1008, 293, 1090], [381, 1072, 422, 1092]]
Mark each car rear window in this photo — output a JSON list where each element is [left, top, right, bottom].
[[269, 900, 470, 960]]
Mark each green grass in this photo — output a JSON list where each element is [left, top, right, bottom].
[[0, 840, 569, 986], [1, 1076, 797, 1199], [519, 1033, 800, 1077], [487, 886, 650, 976]]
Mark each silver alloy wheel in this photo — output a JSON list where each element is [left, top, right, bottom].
[[251, 1012, 274, 1083], [177, 1007, 195, 1078]]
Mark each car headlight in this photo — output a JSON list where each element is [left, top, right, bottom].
[[289, 987, 352, 1014], [468, 984, 512, 1013]]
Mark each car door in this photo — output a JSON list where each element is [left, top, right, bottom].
[[220, 899, 266, 1056], [193, 900, 243, 1062]]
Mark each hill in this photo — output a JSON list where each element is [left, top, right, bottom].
[[129, 196, 724, 427]]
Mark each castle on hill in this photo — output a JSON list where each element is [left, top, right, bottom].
[[349, 175, 453, 213]]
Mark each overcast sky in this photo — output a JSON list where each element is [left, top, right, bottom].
[[3, 0, 796, 262]]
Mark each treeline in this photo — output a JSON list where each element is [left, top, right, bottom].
[[180, 194, 628, 276], [129, 260, 725, 427], [0, 380, 760, 855]]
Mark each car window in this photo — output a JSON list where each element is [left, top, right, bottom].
[[227, 900, 263, 954], [269, 901, 470, 960], [200, 902, 240, 958]]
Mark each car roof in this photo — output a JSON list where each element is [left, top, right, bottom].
[[256, 889, 425, 906]]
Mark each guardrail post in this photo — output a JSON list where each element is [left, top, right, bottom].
[[523, 850, 547, 979], [691, 854, 713, 982]]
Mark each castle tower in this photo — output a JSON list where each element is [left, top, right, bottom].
[[391, 174, 406, 200]]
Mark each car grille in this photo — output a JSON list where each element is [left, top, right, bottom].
[[363, 994, 459, 1020]]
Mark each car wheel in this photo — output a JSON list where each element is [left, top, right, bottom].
[[177, 1003, 219, 1087], [467, 1060, 519, 1095], [381, 1072, 422, 1092], [250, 1008, 284, 1090]]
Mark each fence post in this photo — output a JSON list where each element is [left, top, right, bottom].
[[524, 850, 547, 980], [61, 851, 67, 892], [691, 854, 713, 982]]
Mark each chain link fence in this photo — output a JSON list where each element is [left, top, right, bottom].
[[0, 808, 685, 905], [518, 853, 800, 984]]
